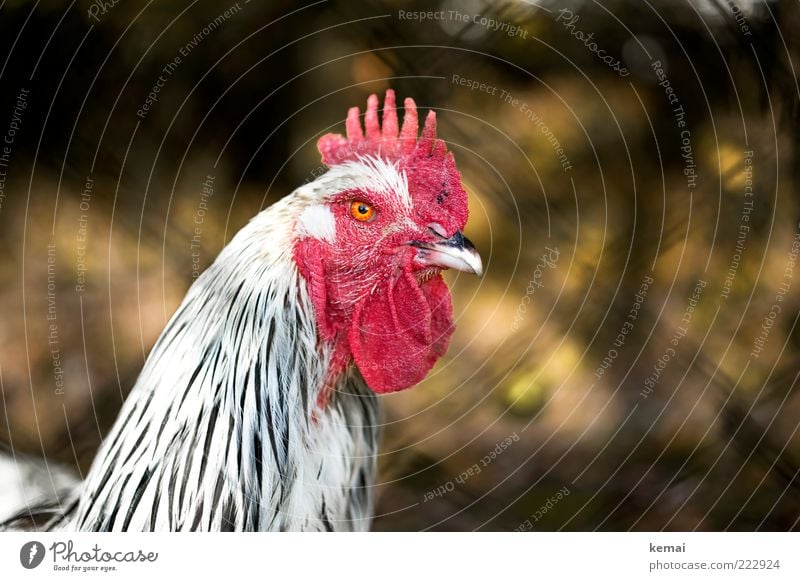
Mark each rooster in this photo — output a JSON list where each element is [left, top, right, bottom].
[[1, 90, 482, 531]]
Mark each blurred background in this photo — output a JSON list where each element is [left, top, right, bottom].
[[1, 0, 799, 531]]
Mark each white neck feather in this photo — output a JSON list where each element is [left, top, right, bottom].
[[70, 194, 379, 531]]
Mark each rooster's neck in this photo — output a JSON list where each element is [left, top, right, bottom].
[[72, 197, 379, 531]]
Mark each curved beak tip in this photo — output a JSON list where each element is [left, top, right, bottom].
[[470, 256, 484, 277]]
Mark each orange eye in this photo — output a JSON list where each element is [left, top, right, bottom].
[[349, 200, 376, 222]]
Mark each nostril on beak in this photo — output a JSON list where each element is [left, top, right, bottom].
[[427, 223, 448, 238]]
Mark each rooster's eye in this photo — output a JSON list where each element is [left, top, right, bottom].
[[349, 201, 376, 223]]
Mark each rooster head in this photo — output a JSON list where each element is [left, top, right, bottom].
[[293, 90, 481, 394]]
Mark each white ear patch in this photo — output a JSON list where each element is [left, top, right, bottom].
[[296, 204, 336, 243]]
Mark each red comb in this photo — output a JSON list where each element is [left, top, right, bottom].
[[317, 90, 441, 167], [316, 89, 468, 237]]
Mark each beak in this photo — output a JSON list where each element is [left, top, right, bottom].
[[411, 231, 483, 276]]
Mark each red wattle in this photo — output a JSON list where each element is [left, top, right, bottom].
[[349, 270, 454, 393]]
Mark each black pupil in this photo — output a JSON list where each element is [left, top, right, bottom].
[[358, 204, 368, 214]]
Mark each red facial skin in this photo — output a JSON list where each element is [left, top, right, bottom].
[[294, 159, 468, 396], [295, 90, 470, 396]]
